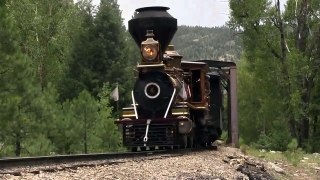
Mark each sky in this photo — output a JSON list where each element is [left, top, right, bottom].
[[93, 0, 231, 27], [91, 0, 287, 28]]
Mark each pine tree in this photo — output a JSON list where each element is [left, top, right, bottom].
[[59, 0, 96, 101], [63, 0, 134, 108], [0, 0, 41, 156], [71, 91, 100, 153], [95, 84, 122, 151]]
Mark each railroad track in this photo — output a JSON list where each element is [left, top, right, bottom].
[[0, 148, 211, 176]]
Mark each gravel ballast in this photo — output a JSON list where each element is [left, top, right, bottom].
[[0, 147, 265, 180]]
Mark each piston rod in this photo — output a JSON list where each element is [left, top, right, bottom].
[[143, 119, 152, 146]]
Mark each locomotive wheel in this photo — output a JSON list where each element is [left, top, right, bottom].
[[181, 132, 195, 148], [189, 132, 194, 148], [131, 147, 138, 152], [164, 146, 174, 150], [183, 134, 188, 148]]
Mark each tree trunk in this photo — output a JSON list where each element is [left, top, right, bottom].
[[84, 114, 88, 154], [300, 76, 314, 146], [312, 116, 318, 136], [291, 0, 307, 147], [39, 59, 45, 91], [275, 0, 298, 139], [289, 116, 298, 138], [295, 0, 309, 52], [15, 133, 21, 157]]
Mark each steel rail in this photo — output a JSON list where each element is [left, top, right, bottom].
[[0, 147, 212, 170], [0, 147, 216, 177], [0, 150, 174, 169]]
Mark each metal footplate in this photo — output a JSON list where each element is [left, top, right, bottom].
[[143, 119, 151, 146]]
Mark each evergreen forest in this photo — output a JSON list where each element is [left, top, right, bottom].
[[0, 0, 137, 157], [0, 0, 320, 157]]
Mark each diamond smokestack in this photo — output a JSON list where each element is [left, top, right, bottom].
[[128, 6, 177, 53]]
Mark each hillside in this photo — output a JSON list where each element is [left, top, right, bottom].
[[171, 25, 242, 62]]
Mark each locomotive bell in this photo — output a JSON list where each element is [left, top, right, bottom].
[[165, 45, 183, 68], [129, 6, 177, 53]]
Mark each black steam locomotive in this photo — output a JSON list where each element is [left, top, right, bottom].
[[115, 7, 230, 150]]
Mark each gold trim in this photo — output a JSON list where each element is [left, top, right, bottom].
[[171, 107, 189, 115], [122, 110, 135, 117], [122, 114, 135, 118], [172, 112, 189, 115], [186, 102, 208, 110], [137, 64, 165, 68]]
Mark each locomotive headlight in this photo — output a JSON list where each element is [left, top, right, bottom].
[[142, 45, 158, 61], [140, 30, 160, 64]]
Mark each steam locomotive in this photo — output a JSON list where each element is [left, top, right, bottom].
[[115, 6, 228, 150]]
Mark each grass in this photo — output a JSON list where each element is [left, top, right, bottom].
[[241, 145, 287, 162], [240, 144, 320, 167]]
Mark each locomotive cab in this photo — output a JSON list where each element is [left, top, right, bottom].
[[181, 62, 210, 107]]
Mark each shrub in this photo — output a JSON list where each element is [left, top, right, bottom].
[[252, 133, 272, 150], [284, 138, 304, 166]]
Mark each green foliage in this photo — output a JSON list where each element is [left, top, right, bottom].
[[0, 0, 125, 157], [62, 0, 135, 109], [240, 144, 250, 154], [220, 131, 228, 142], [252, 134, 272, 150], [242, 143, 317, 168], [231, 0, 320, 151], [284, 138, 304, 166], [252, 127, 291, 151], [7, 0, 80, 89], [70, 90, 100, 153], [268, 121, 291, 151], [244, 145, 303, 167], [0, 0, 43, 157], [287, 138, 298, 151], [52, 90, 100, 154], [0, 144, 15, 158], [285, 139, 304, 165], [24, 134, 55, 156], [95, 84, 122, 151], [47, 85, 120, 154]]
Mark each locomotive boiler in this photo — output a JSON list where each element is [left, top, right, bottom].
[[115, 6, 235, 151]]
